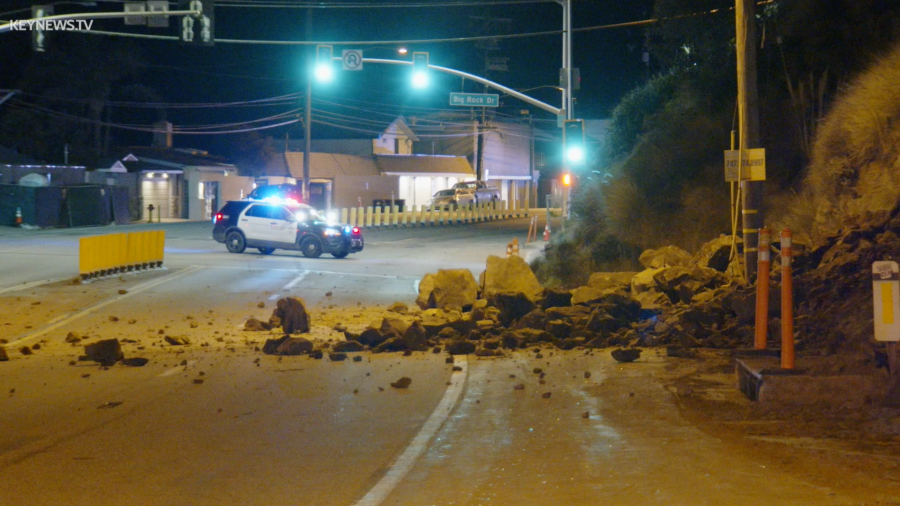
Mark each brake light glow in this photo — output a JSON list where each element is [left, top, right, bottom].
[[352, 227, 360, 234], [214, 213, 223, 222]]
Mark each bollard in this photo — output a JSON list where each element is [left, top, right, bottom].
[[429, 204, 436, 226], [781, 229, 795, 369], [147, 204, 155, 224], [754, 228, 771, 350], [512, 238, 519, 256], [374, 206, 382, 228], [341, 208, 348, 225], [349, 207, 357, 227], [506, 242, 512, 257], [365, 207, 373, 228]]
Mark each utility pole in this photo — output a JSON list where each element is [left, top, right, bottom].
[[302, 9, 312, 203], [736, 0, 762, 282]]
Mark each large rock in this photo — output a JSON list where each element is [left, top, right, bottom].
[[653, 266, 727, 304], [416, 273, 436, 309], [430, 269, 479, 310], [262, 336, 313, 355], [447, 339, 476, 355], [489, 292, 536, 326], [275, 337, 314, 355], [639, 246, 692, 269], [379, 317, 410, 338], [84, 339, 123, 366], [272, 297, 310, 334], [358, 328, 388, 348], [631, 268, 664, 294], [570, 286, 622, 306], [480, 255, 543, 302], [586, 271, 639, 291], [693, 235, 737, 273], [541, 288, 573, 309], [332, 340, 366, 352], [402, 321, 429, 351], [583, 292, 642, 322]]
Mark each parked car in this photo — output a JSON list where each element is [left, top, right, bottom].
[[429, 188, 470, 210], [246, 184, 303, 204], [450, 180, 501, 203], [212, 200, 363, 259]]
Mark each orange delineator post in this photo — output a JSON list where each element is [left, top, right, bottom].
[[781, 228, 795, 369], [754, 228, 771, 349]]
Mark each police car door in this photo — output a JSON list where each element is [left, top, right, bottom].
[[242, 204, 276, 242]]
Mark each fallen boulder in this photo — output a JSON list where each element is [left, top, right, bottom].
[[481, 255, 543, 302], [611, 348, 641, 363], [243, 318, 270, 331], [332, 340, 366, 353], [489, 292, 536, 326], [416, 273, 436, 309], [447, 339, 476, 355], [639, 245, 692, 269], [84, 339, 124, 366], [272, 297, 310, 334], [275, 337, 314, 356], [430, 269, 479, 310]]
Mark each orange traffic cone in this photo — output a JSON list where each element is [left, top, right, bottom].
[[543, 223, 550, 241], [15, 206, 22, 227]]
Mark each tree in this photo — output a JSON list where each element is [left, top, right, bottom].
[[230, 131, 280, 178], [0, 33, 156, 165]]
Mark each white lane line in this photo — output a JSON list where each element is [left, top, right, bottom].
[[8, 266, 205, 345], [205, 264, 418, 280], [269, 270, 309, 300], [311, 269, 418, 280], [0, 276, 73, 295], [352, 355, 468, 506], [158, 361, 194, 378]]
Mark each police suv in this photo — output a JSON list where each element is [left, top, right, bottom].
[[212, 200, 363, 259]]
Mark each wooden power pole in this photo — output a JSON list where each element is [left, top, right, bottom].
[[736, 0, 762, 282]]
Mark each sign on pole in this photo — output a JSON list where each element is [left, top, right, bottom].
[[724, 148, 766, 182], [342, 50, 363, 71], [449, 93, 499, 107], [874, 261, 900, 342]]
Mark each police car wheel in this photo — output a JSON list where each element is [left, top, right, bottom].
[[299, 236, 323, 258], [225, 231, 246, 253]]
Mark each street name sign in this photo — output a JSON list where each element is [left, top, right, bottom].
[[449, 93, 499, 107], [724, 148, 766, 182]]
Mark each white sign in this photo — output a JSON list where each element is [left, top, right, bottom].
[[724, 148, 766, 182], [874, 261, 900, 342], [342, 50, 363, 71]]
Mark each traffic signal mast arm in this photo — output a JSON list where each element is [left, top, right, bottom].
[[0, 8, 201, 34], [354, 57, 564, 117]]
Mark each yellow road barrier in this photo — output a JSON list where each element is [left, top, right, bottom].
[[79, 230, 165, 280]]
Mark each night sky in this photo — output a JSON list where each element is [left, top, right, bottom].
[[0, 0, 653, 158]]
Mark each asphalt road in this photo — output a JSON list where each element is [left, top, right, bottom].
[[2, 220, 900, 505]]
